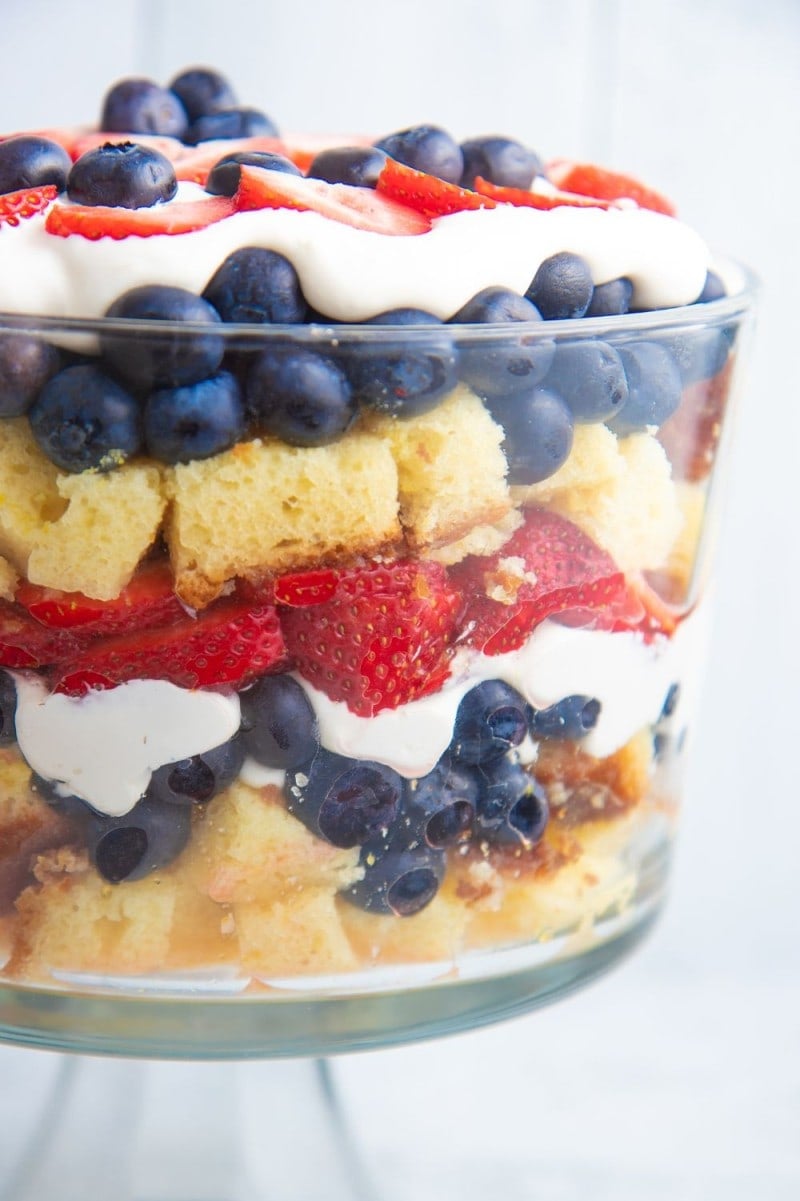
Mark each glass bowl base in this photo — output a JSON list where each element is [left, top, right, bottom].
[[0, 889, 663, 1060]]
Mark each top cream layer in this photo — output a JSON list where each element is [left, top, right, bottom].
[[0, 188, 710, 322]]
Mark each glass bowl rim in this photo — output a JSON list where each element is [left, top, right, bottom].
[[0, 258, 759, 346]]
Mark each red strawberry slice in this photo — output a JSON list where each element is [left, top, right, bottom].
[[376, 158, 496, 218], [280, 560, 463, 716], [15, 561, 185, 636], [273, 569, 339, 607], [280, 132, 374, 174], [451, 508, 628, 656], [0, 185, 58, 229], [235, 166, 431, 236], [0, 600, 91, 668], [546, 160, 676, 217], [473, 177, 615, 211], [45, 193, 235, 240], [53, 598, 288, 695]]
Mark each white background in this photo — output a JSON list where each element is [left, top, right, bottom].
[[0, 1, 798, 1197]]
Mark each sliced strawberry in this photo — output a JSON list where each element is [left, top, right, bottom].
[[280, 132, 373, 174], [173, 136, 288, 184], [0, 185, 58, 229], [69, 131, 187, 164], [0, 600, 89, 668], [473, 177, 615, 211], [273, 569, 339, 607], [235, 166, 431, 235], [451, 508, 627, 656], [280, 560, 463, 716], [546, 160, 676, 217], [376, 158, 496, 218], [15, 561, 185, 635], [53, 599, 288, 695], [45, 193, 235, 240]]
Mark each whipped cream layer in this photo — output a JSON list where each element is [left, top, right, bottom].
[[12, 676, 241, 817], [0, 186, 710, 322], [288, 610, 707, 779], [11, 613, 704, 819]]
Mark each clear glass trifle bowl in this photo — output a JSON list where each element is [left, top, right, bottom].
[[0, 267, 755, 1056]]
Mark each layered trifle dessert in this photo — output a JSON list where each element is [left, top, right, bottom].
[[0, 68, 751, 989]]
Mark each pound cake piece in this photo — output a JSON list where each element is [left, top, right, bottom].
[[0, 555, 17, 601], [166, 432, 401, 605], [235, 888, 359, 977], [463, 815, 640, 948], [185, 781, 363, 906], [25, 463, 167, 600], [367, 385, 511, 549], [0, 748, 77, 910], [0, 419, 64, 571], [546, 432, 682, 572], [9, 855, 180, 977], [510, 423, 625, 508], [338, 881, 472, 966]]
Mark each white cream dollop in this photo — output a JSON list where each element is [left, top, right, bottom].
[[12, 676, 241, 817]]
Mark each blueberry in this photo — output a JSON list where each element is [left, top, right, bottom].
[[452, 287, 555, 401], [100, 78, 189, 139], [475, 758, 548, 849], [102, 285, 224, 390], [0, 332, 60, 417], [526, 253, 594, 320], [202, 247, 307, 324], [485, 386, 574, 485], [530, 695, 600, 739], [607, 342, 682, 433], [68, 142, 177, 209], [459, 136, 542, 190], [585, 278, 634, 318], [543, 341, 629, 422], [144, 370, 245, 464], [374, 125, 463, 184], [205, 151, 302, 197], [247, 345, 356, 445], [665, 327, 731, 384], [28, 364, 143, 473], [240, 675, 319, 769], [307, 146, 388, 187], [345, 309, 458, 418], [0, 135, 72, 195], [285, 749, 402, 848], [696, 270, 726, 304], [186, 107, 279, 145], [451, 681, 530, 765], [148, 736, 245, 806], [0, 670, 17, 746], [343, 843, 445, 916], [87, 797, 191, 883], [399, 758, 478, 850], [168, 67, 238, 123]]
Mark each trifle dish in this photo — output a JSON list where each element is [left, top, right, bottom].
[[0, 68, 754, 998]]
